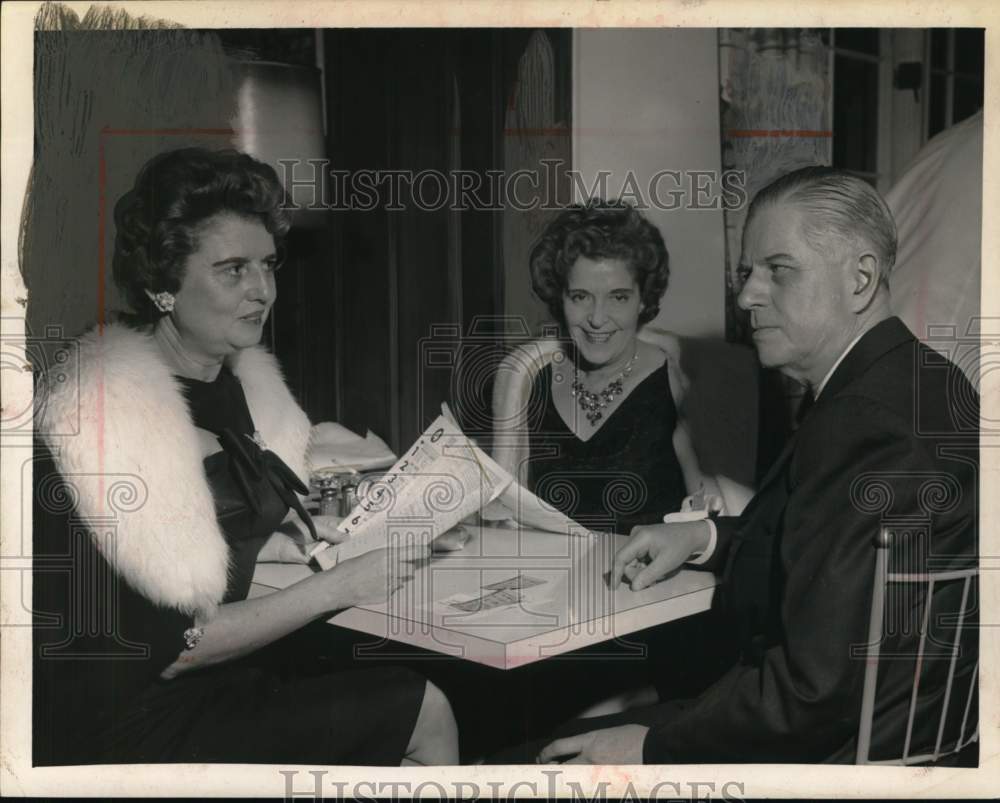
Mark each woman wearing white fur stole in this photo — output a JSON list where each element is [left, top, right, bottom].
[[33, 148, 457, 765]]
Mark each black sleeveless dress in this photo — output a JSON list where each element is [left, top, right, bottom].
[[526, 362, 687, 533], [33, 366, 425, 765], [510, 362, 736, 733]]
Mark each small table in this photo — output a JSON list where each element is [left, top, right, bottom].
[[251, 524, 716, 671]]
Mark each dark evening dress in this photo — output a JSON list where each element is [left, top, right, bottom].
[[526, 362, 687, 533], [515, 361, 735, 728], [33, 366, 425, 765]]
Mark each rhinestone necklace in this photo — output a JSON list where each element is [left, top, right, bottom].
[[570, 348, 639, 426]]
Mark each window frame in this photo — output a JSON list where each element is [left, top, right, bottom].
[[829, 29, 895, 193]]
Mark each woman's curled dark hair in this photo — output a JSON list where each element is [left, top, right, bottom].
[[112, 147, 290, 322], [529, 199, 669, 327]]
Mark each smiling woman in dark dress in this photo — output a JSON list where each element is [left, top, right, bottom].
[[33, 148, 458, 766], [524, 200, 720, 534], [487, 201, 734, 727]]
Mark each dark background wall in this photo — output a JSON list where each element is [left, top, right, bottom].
[[273, 29, 570, 453], [25, 22, 570, 458]]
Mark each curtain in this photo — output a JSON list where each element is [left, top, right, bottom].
[[719, 28, 832, 343], [718, 28, 832, 477], [502, 30, 571, 339], [23, 4, 238, 338]]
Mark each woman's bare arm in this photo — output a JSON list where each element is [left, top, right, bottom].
[[672, 417, 723, 502], [664, 349, 724, 503], [161, 547, 412, 678]]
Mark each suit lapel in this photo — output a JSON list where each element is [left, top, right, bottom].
[[738, 392, 809, 519], [815, 317, 913, 401], [743, 318, 912, 515], [754, 434, 796, 495], [722, 317, 917, 652]]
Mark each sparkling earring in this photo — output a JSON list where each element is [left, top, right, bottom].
[[152, 292, 175, 313]]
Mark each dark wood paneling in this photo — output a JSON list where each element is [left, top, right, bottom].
[[311, 29, 561, 454], [393, 32, 457, 450], [271, 225, 337, 422], [459, 29, 504, 324], [326, 29, 397, 442]]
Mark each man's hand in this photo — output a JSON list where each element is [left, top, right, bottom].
[[537, 725, 648, 764], [613, 521, 711, 591]]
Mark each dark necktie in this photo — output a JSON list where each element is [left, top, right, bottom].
[[795, 389, 816, 426]]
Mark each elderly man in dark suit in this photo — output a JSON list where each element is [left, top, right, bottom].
[[531, 166, 979, 765]]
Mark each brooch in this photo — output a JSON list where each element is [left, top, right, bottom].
[[246, 430, 267, 450]]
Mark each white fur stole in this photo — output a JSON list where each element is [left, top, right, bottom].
[[37, 324, 311, 619]]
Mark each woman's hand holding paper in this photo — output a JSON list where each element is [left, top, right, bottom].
[[431, 525, 471, 553], [313, 514, 348, 544], [257, 531, 310, 564]]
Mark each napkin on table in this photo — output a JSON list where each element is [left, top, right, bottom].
[[307, 422, 397, 473]]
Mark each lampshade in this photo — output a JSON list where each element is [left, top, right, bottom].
[[232, 60, 327, 226]]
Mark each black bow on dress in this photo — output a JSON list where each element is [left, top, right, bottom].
[[216, 429, 318, 541]]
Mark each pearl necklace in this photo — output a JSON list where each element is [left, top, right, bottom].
[[570, 348, 639, 426]]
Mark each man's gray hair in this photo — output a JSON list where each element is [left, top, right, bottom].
[[747, 166, 898, 280]]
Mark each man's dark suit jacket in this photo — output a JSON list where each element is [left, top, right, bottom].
[[643, 317, 979, 763]]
